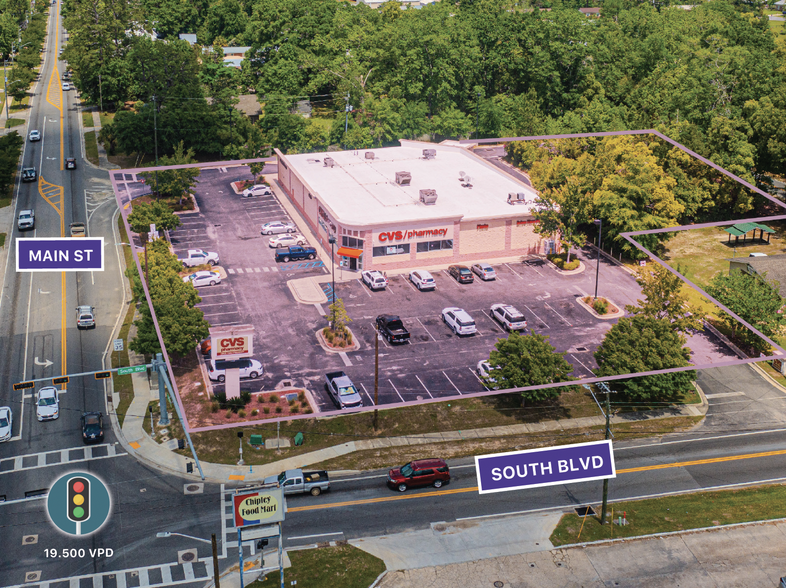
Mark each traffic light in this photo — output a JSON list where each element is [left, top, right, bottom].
[[67, 477, 90, 525], [12, 381, 34, 391], [52, 376, 69, 385], [94, 371, 111, 380]]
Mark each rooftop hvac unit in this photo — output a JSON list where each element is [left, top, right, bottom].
[[395, 171, 411, 186], [422, 149, 436, 160], [365, 152, 375, 160], [507, 192, 529, 204], [324, 157, 336, 168], [419, 189, 438, 205]]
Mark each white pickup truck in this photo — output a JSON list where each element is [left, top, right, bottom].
[[264, 469, 330, 496], [179, 249, 220, 267]]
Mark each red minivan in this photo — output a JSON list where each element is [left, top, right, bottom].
[[387, 458, 450, 492]]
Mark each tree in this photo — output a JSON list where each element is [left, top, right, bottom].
[[487, 332, 574, 406], [0, 131, 23, 195], [705, 269, 786, 354], [139, 142, 201, 204], [533, 177, 589, 264], [594, 315, 696, 403], [7, 66, 34, 102], [127, 200, 182, 234], [625, 264, 704, 334], [328, 298, 351, 336]]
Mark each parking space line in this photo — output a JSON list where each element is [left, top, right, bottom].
[[523, 304, 550, 328], [357, 279, 373, 298], [416, 317, 437, 342], [544, 302, 572, 326], [359, 382, 375, 405], [415, 375, 433, 398], [469, 367, 490, 390], [569, 353, 594, 375], [370, 322, 391, 348], [442, 371, 462, 394], [197, 302, 237, 307], [504, 263, 525, 280], [388, 379, 406, 403], [402, 275, 418, 292], [523, 261, 544, 277], [575, 285, 588, 297], [339, 352, 352, 367]]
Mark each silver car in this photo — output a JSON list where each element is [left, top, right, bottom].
[[0, 406, 12, 442], [36, 387, 60, 421], [28, 130, 41, 141], [183, 271, 221, 287], [471, 263, 496, 281], [17, 209, 35, 230], [260, 221, 297, 235], [76, 305, 96, 328]]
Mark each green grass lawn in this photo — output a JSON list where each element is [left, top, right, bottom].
[[5, 118, 25, 128], [99, 111, 114, 127], [84, 131, 99, 165], [765, 9, 786, 36], [81, 110, 94, 128], [247, 544, 384, 588], [0, 233, 5, 247], [550, 483, 786, 545]]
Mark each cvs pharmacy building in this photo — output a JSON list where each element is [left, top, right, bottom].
[[275, 140, 543, 272]]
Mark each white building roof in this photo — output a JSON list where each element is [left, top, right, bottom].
[[282, 140, 539, 227]]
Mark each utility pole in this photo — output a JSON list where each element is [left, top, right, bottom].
[[155, 352, 168, 425], [3, 58, 8, 122], [600, 385, 611, 524], [211, 534, 220, 588], [152, 95, 158, 193], [373, 323, 380, 430], [98, 73, 102, 113], [476, 90, 481, 139]]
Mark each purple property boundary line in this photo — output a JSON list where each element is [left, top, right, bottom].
[[109, 130, 786, 433]]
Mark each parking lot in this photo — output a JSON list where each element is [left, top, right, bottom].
[[120, 164, 737, 415]]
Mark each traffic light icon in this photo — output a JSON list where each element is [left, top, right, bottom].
[[67, 477, 90, 525]]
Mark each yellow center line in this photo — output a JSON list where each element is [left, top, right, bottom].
[[287, 449, 786, 513]]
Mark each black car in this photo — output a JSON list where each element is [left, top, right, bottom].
[[81, 411, 104, 444], [21, 167, 37, 182], [448, 265, 474, 284], [65, 157, 76, 169]]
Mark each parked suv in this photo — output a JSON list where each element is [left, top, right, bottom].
[[387, 458, 450, 492], [448, 265, 474, 284], [442, 307, 477, 336], [490, 304, 527, 331], [362, 270, 388, 291], [75, 305, 96, 328], [409, 270, 436, 291], [207, 358, 263, 382]]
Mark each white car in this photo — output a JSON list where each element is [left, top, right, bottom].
[[442, 307, 477, 336], [61, 81, 70, 91], [362, 270, 388, 291], [242, 184, 273, 197], [409, 270, 436, 291], [490, 304, 527, 331], [183, 270, 221, 287], [0, 406, 12, 442], [477, 360, 499, 387], [180, 249, 220, 267], [260, 221, 297, 235], [28, 130, 41, 141], [17, 209, 35, 230], [269, 234, 306, 248], [36, 387, 60, 421], [472, 262, 496, 281], [207, 358, 264, 383]]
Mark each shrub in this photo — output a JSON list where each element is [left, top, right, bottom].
[[300, 399, 308, 408], [275, 406, 282, 413], [563, 259, 580, 271], [288, 398, 296, 407], [238, 409, 247, 418], [291, 405, 300, 413], [593, 298, 609, 315], [346, 332, 353, 344], [240, 390, 251, 405], [304, 407, 313, 414], [298, 391, 306, 402], [263, 407, 270, 414], [210, 402, 219, 413], [257, 394, 265, 403], [269, 394, 279, 403], [213, 391, 227, 404], [224, 409, 233, 419], [251, 409, 258, 416], [552, 257, 565, 269]]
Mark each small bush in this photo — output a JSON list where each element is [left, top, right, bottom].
[[563, 259, 580, 271], [225, 409, 233, 419], [300, 399, 308, 408], [238, 409, 247, 418], [240, 390, 251, 405], [593, 298, 609, 315], [257, 394, 265, 403], [263, 407, 270, 414], [210, 402, 219, 413], [269, 394, 279, 403], [304, 407, 313, 414], [288, 398, 296, 407], [251, 409, 258, 416], [298, 391, 306, 402], [275, 406, 282, 413], [552, 257, 565, 269], [346, 332, 353, 344], [291, 404, 300, 413]]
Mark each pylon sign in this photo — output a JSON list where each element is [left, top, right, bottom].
[[233, 488, 285, 527]]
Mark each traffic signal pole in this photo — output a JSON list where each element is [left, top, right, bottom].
[[155, 353, 169, 425]]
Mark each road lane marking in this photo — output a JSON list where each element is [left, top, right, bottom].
[[287, 449, 786, 513], [705, 392, 746, 399], [288, 532, 344, 541]]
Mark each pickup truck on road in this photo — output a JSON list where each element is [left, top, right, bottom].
[[275, 245, 317, 263], [376, 315, 411, 344], [264, 469, 330, 496], [179, 249, 220, 267], [324, 371, 363, 409]]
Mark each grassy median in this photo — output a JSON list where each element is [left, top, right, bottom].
[[550, 483, 786, 546], [247, 544, 384, 588], [84, 130, 99, 165]]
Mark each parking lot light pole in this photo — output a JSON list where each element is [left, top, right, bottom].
[[593, 218, 603, 300], [373, 324, 380, 430], [329, 235, 336, 329]]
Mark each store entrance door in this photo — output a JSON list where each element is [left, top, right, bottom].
[[349, 256, 358, 271]]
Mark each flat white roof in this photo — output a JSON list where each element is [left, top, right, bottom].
[[282, 141, 539, 227]]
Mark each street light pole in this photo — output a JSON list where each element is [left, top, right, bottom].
[[373, 324, 380, 430], [593, 218, 603, 300], [328, 235, 336, 330]]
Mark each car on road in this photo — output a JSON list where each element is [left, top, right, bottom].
[[269, 234, 306, 248], [81, 411, 104, 444], [490, 303, 527, 331], [409, 270, 436, 291], [70, 222, 86, 237], [183, 270, 221, 287], [65, 157, 76, 169], [179, 249, 219, 267], [17, 209, 35, 230], [36, 387, 60, 421], [76, 305, 96, 328], [21, 167, 37, 182], [471, 262, 496, 281], [387, 458, 450, 492], [207, 358, 263, 382], [62, 71, 71, 80], [0, 406, 12, 442], [448, 264, 474, 284], [442, 307, 477, 336], [28, 130, 41, 141], [477, 360, 499, 388], [362, 270, 388, 291], [61, 81, 70, 90], [260, 221, 297, 235], [242, 184, 273, 197]]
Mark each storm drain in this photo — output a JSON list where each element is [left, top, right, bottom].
[[494, 582, 504, 588], [575, 505, 596, 517], [574, 346, 588, 352]]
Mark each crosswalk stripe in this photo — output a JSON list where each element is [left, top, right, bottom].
[[0, 444, 127, 476], [236, 268, 244, 274], [139, 568, 150, 587], [254, 268, 261, 273], [183, 563, 195, 580], [245, 268, 253, 273], [262, 267, 269, 272], [228, 269, 235, 274], [161, 565, 173, 584]]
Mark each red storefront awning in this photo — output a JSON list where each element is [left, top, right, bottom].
[[336, 246, 363, 259]]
